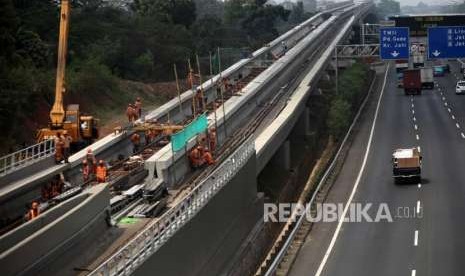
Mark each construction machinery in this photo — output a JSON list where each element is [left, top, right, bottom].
[[392, 148, 422, 183], [37, 0, 99, 148]]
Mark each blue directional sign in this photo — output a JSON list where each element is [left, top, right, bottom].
[[380, 27, 410, 60], [428, 26, 465, 59]]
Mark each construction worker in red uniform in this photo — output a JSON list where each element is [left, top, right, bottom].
[[27, 201, 40, 221], [82, 159, 91, 183], [54, 132, 64, 164], [135, 97, 142, 119], [131, 132, 141, 153], [96, 160, 107, 183]]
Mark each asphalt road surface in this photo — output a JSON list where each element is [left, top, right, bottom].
[[289, 61, 465, 276]]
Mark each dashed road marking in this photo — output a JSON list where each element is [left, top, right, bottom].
[[413, 117, 417, 122], [412, 103, 415, 108], [452, 115, 456, 120], [417, 201, 421, 214], [418, 183, 422, 188], [442, 96, 446, 101], [416, 134, 420, 140], [448, 108, 452, 113], [414, 124, 418, 130], [417, 146, 421, 152], [412, 110, 415, 115], [414, 230, 419, 246], [462, 132, 465, 139], [445, 102, 448, 107], [412, 269, 416, 276], [456, 123, 461, 129]]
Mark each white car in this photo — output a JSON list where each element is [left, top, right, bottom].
[[456, 81, 465, 94]]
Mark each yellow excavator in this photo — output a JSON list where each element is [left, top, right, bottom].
[[37, 0, 99, 149]]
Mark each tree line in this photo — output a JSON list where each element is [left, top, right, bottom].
[[0, 0, 310, 152]]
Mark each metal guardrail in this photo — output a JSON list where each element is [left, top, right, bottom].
[[89, 137, 255, 276], [0, 139, 55, 177]]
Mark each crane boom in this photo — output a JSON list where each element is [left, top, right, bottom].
[[50, 0, 70, 127]]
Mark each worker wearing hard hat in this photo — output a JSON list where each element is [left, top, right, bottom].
[[27, 201, 40, 221], [96, 160, 107, 183]]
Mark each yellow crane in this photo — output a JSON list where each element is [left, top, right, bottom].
[[37, 0, 99, 149]]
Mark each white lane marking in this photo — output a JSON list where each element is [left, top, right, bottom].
[[412, 110, 415, 115], [314, 64, 390, 276], [412, 269, 416, 276], [448, 108, 452, 113], [442, 96, 446, 101], [416, 134, 420, 140], [417, 200, 421, 214], [457, 123, 461, 129], [412, 103, 415, 108], [417, 146, 421, 152], [414, 230, 419, 246], [413, 117, 417, 122], [445, 102, 448, 107], [418, 183, 422, 188], [414, 124, 418, 130], [462, 132, 465, 139], [452, 115, 456, 120]]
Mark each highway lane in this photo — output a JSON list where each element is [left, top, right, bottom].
[[318, 63, 421, 276], [290, 61, 465, 276], [412, 76, 465, 275]]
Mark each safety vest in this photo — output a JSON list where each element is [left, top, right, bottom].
[[96, 166, 107, 182]]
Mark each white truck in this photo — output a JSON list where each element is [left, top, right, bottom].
[[392, 148, 422, 183], [413, 55, 425, 68], [420, 67, 434, 89]]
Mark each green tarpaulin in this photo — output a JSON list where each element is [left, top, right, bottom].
[[171, 113, 208, 152]]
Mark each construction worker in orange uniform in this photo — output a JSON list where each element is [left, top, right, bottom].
[[208, 128, 217, 152], [126, 104, 136, 123], [203, 149, 215, 165], [135, 97, 142, 119], [63, 130, 72, 163], [96, 160, 107, 183], [54, 132, 64, 164], [27, 201, 40, 221], [189, 146, 202, 169], [131, 132, 141, 153]]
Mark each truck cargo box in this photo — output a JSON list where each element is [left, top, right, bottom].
[[420, 67, 434, 89], [403, 69, 422, 95]]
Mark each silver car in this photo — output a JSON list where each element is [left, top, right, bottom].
[[456, 81, 465, 94]]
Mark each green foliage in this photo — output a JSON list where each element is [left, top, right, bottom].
[[0, 0, 297, 151], [132, 0, 196, 28], [327, 96, 351, 138], [327, 62, 371, 139]]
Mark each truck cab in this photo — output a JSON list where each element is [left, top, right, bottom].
[[392, 148, 422, 183]]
